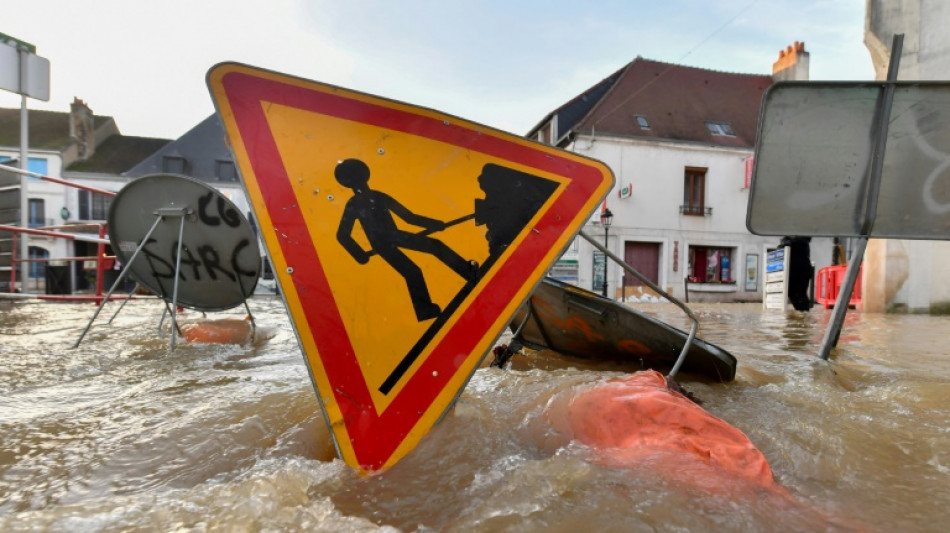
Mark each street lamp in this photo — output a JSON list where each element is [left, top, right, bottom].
[[600, 208, 613, 297]]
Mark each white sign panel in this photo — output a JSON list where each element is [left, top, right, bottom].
[[0, 41, 50, 101], [763, 246, 790, 310]]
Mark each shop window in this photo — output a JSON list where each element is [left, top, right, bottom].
[[687, 246, 734, 283]]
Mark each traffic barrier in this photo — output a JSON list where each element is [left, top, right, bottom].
[[815, 264, 862, 310]]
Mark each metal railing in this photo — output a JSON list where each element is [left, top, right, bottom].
[[27, 217, 56, 229], [679, 205, 712, 216]]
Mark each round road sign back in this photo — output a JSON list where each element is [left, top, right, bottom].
[[107, 174, 260, 311]]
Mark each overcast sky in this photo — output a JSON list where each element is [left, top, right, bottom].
[[1, 0, 874, 140]]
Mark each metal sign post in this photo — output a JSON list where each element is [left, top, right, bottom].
[[0, 34, 50, 290], [73, 215, 166, 348], [817, 35, 903, 360], [742, 35, 950, 361]]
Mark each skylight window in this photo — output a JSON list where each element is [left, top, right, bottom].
[[706, 121, 735, 137], [635, 115, 650, 130]]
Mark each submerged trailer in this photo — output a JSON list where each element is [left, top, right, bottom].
[[507, 277, 737, 382]]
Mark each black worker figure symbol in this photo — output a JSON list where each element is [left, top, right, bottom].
[[346, 158, 560, 395], [335, 158, 477, 322]]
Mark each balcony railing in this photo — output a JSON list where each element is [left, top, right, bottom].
[[679, 205, 712, 216], [27, 217, 56, 228]]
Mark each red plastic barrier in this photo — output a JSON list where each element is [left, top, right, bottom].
[[815, 264, 862, 310]]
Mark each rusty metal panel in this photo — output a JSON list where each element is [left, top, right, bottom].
[[511, 278, 737, 381]]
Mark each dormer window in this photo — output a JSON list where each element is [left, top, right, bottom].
[[705, 121, 735, 137], [635, 115, 650, 130], [162, 155, 187, 174], [215, 159, 237, 182]]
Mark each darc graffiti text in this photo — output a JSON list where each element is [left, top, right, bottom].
[[142, 238, 257, 282], [140, 191, 258, 282]]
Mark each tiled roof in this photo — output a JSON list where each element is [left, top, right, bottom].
[[66, 134, 170, 174], [0, 107, 112, 150], [125, 114, 234, 183], [527, 66, 625, 142], [550, 57, 773, 148]]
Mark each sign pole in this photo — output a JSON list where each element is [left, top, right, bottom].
[[818, 34, 903, 361], [19, 94, 29, 287], [1, 35, 51, 291], [73, 215, 165, 348]]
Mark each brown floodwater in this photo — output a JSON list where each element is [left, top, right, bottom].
[[0, 297, 947, 532]]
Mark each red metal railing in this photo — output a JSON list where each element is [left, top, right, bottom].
[[0, 165, 122, 303], [3, 222, 123, 303]]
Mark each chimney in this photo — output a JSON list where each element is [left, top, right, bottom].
[[69, 97, 95, 160], [772, 41, 810, 81]]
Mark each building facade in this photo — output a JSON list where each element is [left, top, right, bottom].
[[0, 98, 169, 292], [529, 47, 832, 303]]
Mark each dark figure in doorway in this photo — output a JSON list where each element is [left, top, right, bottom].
[[335, 158, 474, 322], [781, 236, 813, 311]]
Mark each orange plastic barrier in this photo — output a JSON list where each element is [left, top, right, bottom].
[[815, 264, 862, 310], [566, 370, 776, 489]]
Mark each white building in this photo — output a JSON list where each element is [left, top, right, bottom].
[[529, 46, 832, 303], [0, 98, 169, 292]]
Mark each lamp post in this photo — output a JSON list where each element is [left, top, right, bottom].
[[600, 208, 613, 297]]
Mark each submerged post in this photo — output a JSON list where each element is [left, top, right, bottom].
[[818, 34, 903, 361], [169, 214, 187, 350]]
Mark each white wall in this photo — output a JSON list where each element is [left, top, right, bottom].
[[0, 149, 69, 279]]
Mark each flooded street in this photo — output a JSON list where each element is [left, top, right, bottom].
[[1, 296, 948, 532]]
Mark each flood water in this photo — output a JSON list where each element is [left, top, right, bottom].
[[1, 296, 947, 532]]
